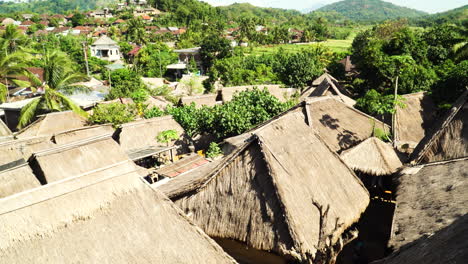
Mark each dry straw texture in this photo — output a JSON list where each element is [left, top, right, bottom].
[[411, 90, 468, 164], [180, 94, 218, 107], [0, 163, 40, 198], [117, 116, 186, 152], [16, 111, 86, 138], [394, 92, 437, 148], [159, 109, 369, 262], [53, 124, 114, 145], [0, 136, 54, 162], [390, 158, 468, 250], [301, 74, 355, 107], [30, 135, 134, 184], [221, 85, 297, 103], [0, 169, 236, 263], [373, 214, 468, 264], [340, 137, 402, 176], [0, 118, 12, 137]]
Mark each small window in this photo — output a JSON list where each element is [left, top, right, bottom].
[[110, 50, 113, 55]]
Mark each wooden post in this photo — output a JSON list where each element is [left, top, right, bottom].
[[392, 76, 399, 147]]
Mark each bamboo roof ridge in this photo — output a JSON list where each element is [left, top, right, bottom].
[[29, 135, 138, 185], [394, 92, 437, 149], [180, 94, 218, 107], [0, 167, 236, 263], [374, 214, 468, 264], [389, 158, 468, 251], [410, 90, 468, 164], [301, 73, 355, 107], [116, 116, 187, 153], [0, 163, 40, 198], [16, 111, 86, 139], [157, 109, 369, 262], [340, 137, 403, 176], [52, 124, 114, 145]]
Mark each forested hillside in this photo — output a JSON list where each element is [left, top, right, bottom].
[[316, 0, 427, 23], [414, 4, 468, 26], [0, 0, 100, 13]]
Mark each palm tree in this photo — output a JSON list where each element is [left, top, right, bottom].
[[0, 52, 32, 103], [17, 51, 89, 128], [126, 18, 147, 45], [0, 24, 30, 55]]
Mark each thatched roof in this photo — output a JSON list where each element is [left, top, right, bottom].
[[373, 214, 468, 264], [52, 124, 114, 145], [29, 135, 137, 185], [0, 163, 40, 198], [340, 137, 402, 176], [389, 158, 468, 251], [146, 96, 172, 110], [302, 74, 355, 107], [0, 118, 12, 138], [410, 90, 468, 164], [394, 92, 437, 149], [157, 109, 369, 262], [311, 72, 331, 86], [0, 136, 54, 163], [221, 85, 297, 103], [180, 94, 218, 107], [116, 116, 187, 154], [16, 111, 86, 139], [0, 167, 236, 263], [156, 153, 209, 178]]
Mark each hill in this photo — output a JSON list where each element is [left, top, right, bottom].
[[414, 5, 468, 26], [0, 0, 99, 14], [315, 0, 427, 23], [217, 3, 303, 24]]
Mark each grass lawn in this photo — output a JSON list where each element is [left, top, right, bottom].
[[246, 39, 353, 56]]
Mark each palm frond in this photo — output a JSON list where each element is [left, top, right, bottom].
[[17, 97, 42, 129], [53, 90, 89, 118], [0, 83, 7, 103]]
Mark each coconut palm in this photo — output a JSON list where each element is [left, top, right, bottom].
[[17, 51, 89, 128], [0, 24, 30, 55], [0, 52, 32, 103]]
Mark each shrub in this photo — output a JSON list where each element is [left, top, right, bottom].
[[88, 103, 135, 128], [206, 142, 222, 158]]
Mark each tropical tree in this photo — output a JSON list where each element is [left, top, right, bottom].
[[0, 24, 30, 54], [126, 18, 147, 45], [17, 51, 88, 128], [0, 52, 32, 103]]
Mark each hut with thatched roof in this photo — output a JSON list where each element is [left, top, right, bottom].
[[0, 166, 236, 263], [388, 158, 468, 251], [157, 109, 369, 263], [0, 136, 54, 163], [373, 214, 468, 264], [340, 137, 402, 177], [52, 124, 114, 145], [179, 94, 218, 108], [0, 163, 40, 198], [393, 92, 437, 152], [29, 135, 141, 185], [410, 90, 467, 164], [301, 74, 355, 107], [16, 111, 86, 139], [115, 116, 188, 161], [221, 85, 297, 103]]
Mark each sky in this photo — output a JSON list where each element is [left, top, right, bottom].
[[204, 0, 467, 14]]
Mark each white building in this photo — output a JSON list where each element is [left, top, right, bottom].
[[90, 35, 121, 62]]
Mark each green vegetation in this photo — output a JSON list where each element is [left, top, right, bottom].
[[317, 0, 427, 23], [88, 103, 135, 128], [206, 142, 223, 158], [0, 0, 98, 13], [156, 129, 180, 145], [413, 5, 467, 26]]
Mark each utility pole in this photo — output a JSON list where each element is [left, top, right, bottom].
[[158, 49, 162, 77], [392, 76, 399, 147], [82, 41, 90, 77]]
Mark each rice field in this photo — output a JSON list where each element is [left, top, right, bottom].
[[246, 39, 353, 56]]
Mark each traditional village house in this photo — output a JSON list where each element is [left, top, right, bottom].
[[373, 214, 468, 264], [301, 73, 355, 107], [20, 20, 34, 27], [410, 90, 467, 164], [21, 14, 33, 20], [388, 158, 467, 252], [393, 92, 437, 153], [114, 116, 188, 164], [90, 35, 121, 62], [52, 124, 114, 145], [339, 56, 356, 74], [167, 47, 202, 77], [221, 85, 297, 103], [0, 165, 237, 263], [1, 18, 16, 26], [179, 94, 219, 108], [156, 106, 370, 263], [15, 111, 86, 139]]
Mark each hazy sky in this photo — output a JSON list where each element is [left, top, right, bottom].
[[204, 0, 467, 13]]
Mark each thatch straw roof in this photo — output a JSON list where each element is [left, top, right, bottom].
[[311, 72, 331, 86], [16, 111, 86, 139], [0, 163, 40, 198], [0, 118, 12, 137], [0, 167, 236, 263], [221, 85, 297, 103], [410, 90, 468, 164], [116, 116, 187, 154], [340, 137, 402, 176], [29, 135, 136, 184], [146, 95, 172, 110], [389, 158, 468, 251], [157, 109, 369, 262], [301, 74, 355, 107], [373, 214, 468, 264], [394, 92, 437, 149], [52, 124, 114, 145], [156, 153, 209, 178], [180, 94, 218, 107], [0, 136, 54, 163]]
